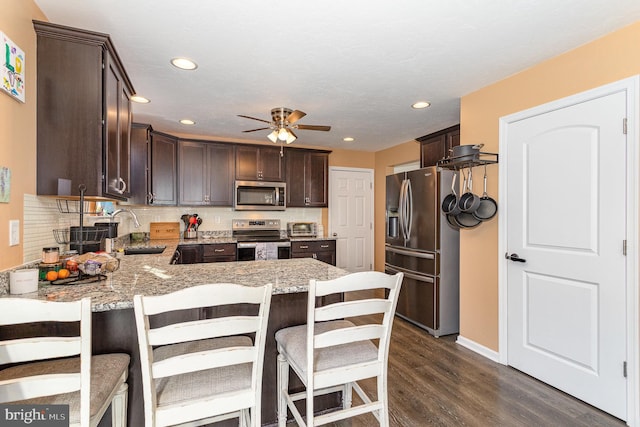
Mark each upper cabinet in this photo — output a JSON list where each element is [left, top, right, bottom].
[[418, 125, 460, 168], [149, 131, 178, 206], [235, 145, 283, 182], [128, 124, 178, 206], [33, 21, 134, 200], [285, 148, 331, 207], [179, 140, 235, 206]]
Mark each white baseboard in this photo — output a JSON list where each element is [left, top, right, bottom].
[[456, 335, 502, 364]]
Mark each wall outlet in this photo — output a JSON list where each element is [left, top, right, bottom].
[[9, 220, 19, 246]]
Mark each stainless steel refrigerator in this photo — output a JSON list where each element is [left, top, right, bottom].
[[385, 166, 460, 337]]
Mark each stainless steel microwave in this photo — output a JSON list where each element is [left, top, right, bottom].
[[234, 181, 286, 210]]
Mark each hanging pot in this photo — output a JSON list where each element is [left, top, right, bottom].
[[472, 165, 498, 221], [449, 144, 484, 162], [441, 173, 461, 215], [458, 168, 481, 213]]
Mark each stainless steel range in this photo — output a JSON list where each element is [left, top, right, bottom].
[[233, 219, 291, 261]]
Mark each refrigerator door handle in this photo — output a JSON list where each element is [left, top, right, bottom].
[[399, 179, 408, 241], [385, 246, 435, 259], [385, 264, 435, 283], [405, 178, 413, 240]]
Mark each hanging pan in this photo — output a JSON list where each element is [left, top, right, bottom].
[[454, 170, 481, 228], [441, 172, 461, 216], [458, 167, 481, 213], [472, 165, 498, 221]]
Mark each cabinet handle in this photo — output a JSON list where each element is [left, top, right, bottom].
[[116, 177, 127, 194], [214, 248, 225, 253], [312, 253, 317, 259], [320, 244, 329, 248], [147, 192, 155, 204], [305, 197, 310, 205], [299, 245, 309, 249]]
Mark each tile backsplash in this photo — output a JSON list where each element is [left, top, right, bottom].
[[21, 194, 323, 264]]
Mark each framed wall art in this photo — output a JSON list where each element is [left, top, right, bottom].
[[1, 31, 25, 103]]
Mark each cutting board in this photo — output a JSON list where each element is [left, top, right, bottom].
[[149, 222, 180, 239]]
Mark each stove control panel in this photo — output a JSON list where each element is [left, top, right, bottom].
[[232, 219, 281, 231]]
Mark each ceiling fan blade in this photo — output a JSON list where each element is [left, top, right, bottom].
[[242, 127, 271, 133], [286, 110, 306, 124], [296, 124, 331, 131], [238, 114, 272, 124]]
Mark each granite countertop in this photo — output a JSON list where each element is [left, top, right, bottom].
[[2, 239, 347, 312]]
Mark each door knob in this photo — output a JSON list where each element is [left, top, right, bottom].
[[332, 232, 337, 237], [505, 253, 526, 263]]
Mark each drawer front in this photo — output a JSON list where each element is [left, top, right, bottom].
[[292, 240, 335, 253], [202, 243, 237, 262]]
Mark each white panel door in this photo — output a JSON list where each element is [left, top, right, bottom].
[[329, 168, 373, 272], [506, 90, 627, 419]]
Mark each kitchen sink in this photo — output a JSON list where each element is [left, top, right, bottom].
[[124, 246, 166, 255]]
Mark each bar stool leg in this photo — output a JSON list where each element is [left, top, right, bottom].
[[111, 382, 128, 427], [277, 353, 289, 427]]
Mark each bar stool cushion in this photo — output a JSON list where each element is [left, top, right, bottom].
[[275, 320, 378, 377], [152, 336, 252, 406], [0, 353, 129, 424]]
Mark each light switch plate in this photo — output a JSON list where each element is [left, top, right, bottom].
[[9, 220, 19, 246]]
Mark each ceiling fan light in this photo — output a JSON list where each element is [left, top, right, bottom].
[[286, 129, 297, 144], [278, 127, 290, 141], [267, 130, 278, 143]]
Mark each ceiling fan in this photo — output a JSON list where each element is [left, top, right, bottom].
[[238, 107, 331, 145]]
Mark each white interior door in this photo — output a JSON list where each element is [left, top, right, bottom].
[[329, 167, 373, 272], [504, 90, 628, 419]]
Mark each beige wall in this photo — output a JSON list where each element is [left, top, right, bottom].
[[459, 20, 640, 351], [0, 1, 45, 270]]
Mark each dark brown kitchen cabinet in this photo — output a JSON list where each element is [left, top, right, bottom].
[[285, 148, 331, 207], [149, 132, 178, 206], [34, 21, 134, 200], [235, 145, 283, 182], [291, 240, 336, 265], [128, 123, 151, 205], [418, 125, 460, 168], [179, 140, 235, 206], [202, 243, 237, 263]]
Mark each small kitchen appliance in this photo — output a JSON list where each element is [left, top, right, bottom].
[[287, 222, 317, 238]]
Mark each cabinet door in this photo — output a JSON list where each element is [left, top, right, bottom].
[[236, 145, 283, 181], [285, 149, 307, 206], [207, 143, 235, 206], [259, 146, 284, 181], [179, 141, 208, 205], [150, 133, 177, 205], [286, 149, 329, 207], [305, 152, 329, 207], [447, 127, 460, 152], [420, 134, 447, 168], [103, 53, 131, 199], [128, 123, 151, 205]]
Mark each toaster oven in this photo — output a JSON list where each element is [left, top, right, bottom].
[[287, 222, 317, 237]]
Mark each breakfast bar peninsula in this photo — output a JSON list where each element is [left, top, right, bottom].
[[1, 248, 349, 426]]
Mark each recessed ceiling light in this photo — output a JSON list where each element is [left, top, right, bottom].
[[343, 137, 355, 142], [179, 119, 195, 125], [170, 57, 198, 70], [412, 101, 431, 109], [131, 95, 150, 104]]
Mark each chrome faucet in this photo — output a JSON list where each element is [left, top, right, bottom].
[[110, 208, 141, 228]]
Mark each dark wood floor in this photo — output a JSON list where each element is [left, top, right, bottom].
[[316, 315, 625, 427]]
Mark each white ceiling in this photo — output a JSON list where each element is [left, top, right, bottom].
[[34, 0, 640, 152]]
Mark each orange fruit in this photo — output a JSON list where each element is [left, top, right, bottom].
[[57, 268, 70, 279], [46, 270, 59, 281]]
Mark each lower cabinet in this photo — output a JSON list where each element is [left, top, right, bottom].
[[202, 243, 237, 263], [291, 240, 336, 266], [173, 243, 237, 264]]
